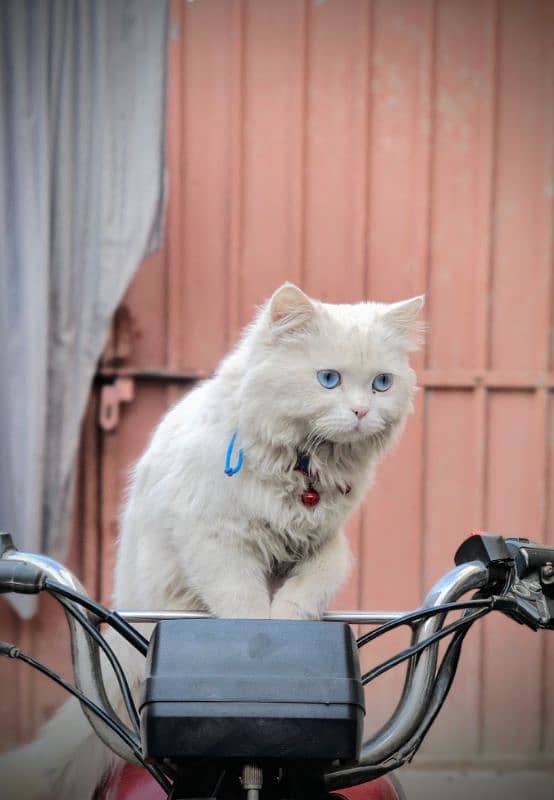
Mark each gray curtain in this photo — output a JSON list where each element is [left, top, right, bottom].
[[0, 0, 168, 617]]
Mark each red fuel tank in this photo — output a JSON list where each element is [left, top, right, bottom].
[[99, 764, 404, 800]]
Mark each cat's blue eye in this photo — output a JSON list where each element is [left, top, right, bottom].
[[317, 369, 341, 389], [372, 373, 393, 392]]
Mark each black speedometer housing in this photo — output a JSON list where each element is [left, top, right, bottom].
[[139, 618, 364, 763]]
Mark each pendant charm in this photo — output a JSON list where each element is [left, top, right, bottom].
[[302, 488, 320, 507]]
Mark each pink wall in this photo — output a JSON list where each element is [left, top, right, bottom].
[[1, 0, 553, 770]]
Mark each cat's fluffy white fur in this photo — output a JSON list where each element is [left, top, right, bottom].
[[0, 284, 424, 799]]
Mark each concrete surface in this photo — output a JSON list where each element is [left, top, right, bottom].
[[397, 769, 554, 800]]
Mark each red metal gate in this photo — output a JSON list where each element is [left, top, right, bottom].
[[1, 0, 553, 771]]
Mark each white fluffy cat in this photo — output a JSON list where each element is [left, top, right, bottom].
[[1, 283, 424, 799]]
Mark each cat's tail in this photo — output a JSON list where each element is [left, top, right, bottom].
[[0, 695, 121, 799], [0, 630, 147, 800]]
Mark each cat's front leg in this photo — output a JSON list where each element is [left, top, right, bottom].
[[181, 537, 271, 619], [271, 531, 352, 620]]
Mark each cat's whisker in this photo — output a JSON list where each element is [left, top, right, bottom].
[[302, 428, 323, 458]]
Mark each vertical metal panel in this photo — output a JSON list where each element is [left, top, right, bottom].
[[489, 0, 552, 371], [427, 0, 496, 370], [302, 0, 369, 302], [0, 602, 21, 750], [177, 0, 234, 370], [99, 385, 172, 604], [166, 0, 186, 373], [483, 393, 545, 754], [226, 0, 246, 345], [122, 252, 168, 369], [421, 390, 482, 757], [78, 396, 102, 599], [367, 0, 433, 305], [239, 0, 306, 321]]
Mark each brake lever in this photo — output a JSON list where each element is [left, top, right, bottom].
[[455, 533, 554, 630], [498, 538, 554, 630], [495, 573, 554, 631]]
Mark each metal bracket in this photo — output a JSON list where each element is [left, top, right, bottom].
[[98, 377, 135, 432]]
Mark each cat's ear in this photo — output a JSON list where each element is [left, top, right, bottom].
[[381, 295, 426, 350], [269, 283, 315, 335]]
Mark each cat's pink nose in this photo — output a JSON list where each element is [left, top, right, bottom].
[[352, 406, 369, 420]]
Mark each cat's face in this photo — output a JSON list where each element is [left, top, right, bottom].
[[239, 284, 424, 448]]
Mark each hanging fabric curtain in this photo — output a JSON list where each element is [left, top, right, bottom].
[[0, 0, 168, 618]]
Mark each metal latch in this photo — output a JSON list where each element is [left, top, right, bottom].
[[98, 377, 135, 432], [97, 304, 136, 432]]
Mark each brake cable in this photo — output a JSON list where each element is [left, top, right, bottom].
[[360, 607, 490, 685], [49, 593, 141, 736], [44, 578, 149, 655], [0, 641, 172, 794], [327, 612, 482, 791], [392, 623, 470, 763], [356, 597, 494, 648]]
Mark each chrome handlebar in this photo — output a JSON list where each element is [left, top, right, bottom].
[[0, 536, 489, 773], [327, 560, 489, 786], [0, 536, 140, 765], [361, 560, 489, 765]]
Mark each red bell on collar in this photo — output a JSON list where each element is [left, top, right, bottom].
[[302, 488, 320, 507]]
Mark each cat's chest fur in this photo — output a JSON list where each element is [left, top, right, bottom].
[[237, 439, 372, 566]]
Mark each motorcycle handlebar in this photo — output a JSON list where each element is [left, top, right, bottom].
[[0, 530, 494, 776], [114, 562, 490, 786]]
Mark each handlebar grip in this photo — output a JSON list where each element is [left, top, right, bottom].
[[0, 532, 16, 557], [0, 561, 46, 594], [511, 541, 554, 575]]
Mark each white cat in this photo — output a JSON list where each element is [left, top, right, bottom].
[[0, 283, 424, 799]]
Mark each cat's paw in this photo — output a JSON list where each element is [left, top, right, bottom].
[[270, 597, 321, 620]]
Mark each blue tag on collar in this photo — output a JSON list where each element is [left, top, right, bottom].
[[224, 432, 244, 476]]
